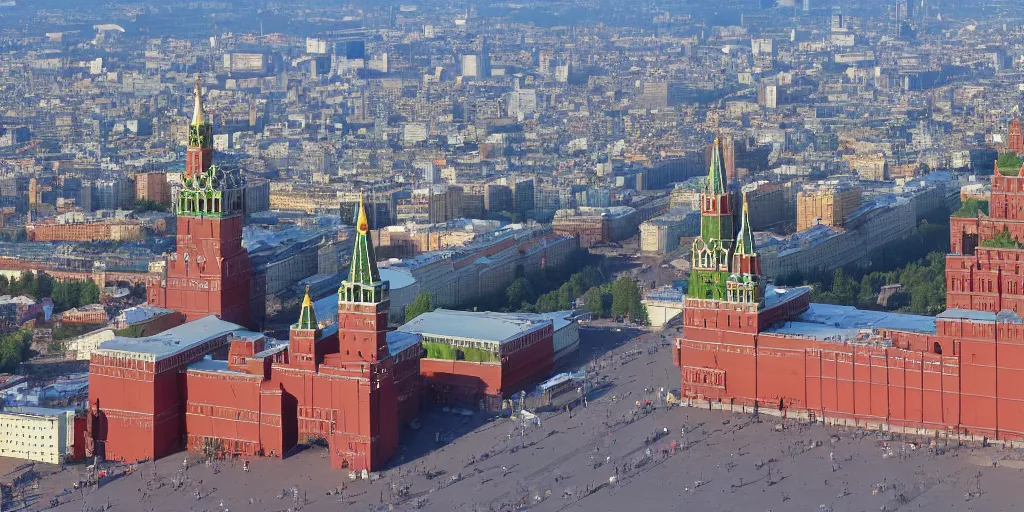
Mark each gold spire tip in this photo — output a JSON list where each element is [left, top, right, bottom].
[[191, 76, 206, 126], [356, 195, 369, 234]]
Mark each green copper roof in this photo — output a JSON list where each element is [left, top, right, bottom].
[[349, 198, 381, 286], [706, 138, 728, 195], [340, 197, 385, 304], [734, 194, 757, 256], [295, 286, 318, 330]]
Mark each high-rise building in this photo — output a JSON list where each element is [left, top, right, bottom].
[[147, 79, 264, 330], [485, 184, 514, 214], [637, 81, 669, 109], [480, 36, 491, 78], [305, 37, 327, 55], [418, 161, 439, 184], [135, 172, 171, 207], [507, 87, 537, 120], [538, 50, 553, 75], [461, 54, 479, 78], [514, 179, 535, 220], [757, 84, 778, 109], [796, 181, 862, 232], [91, 179, 135, 210], [1009, 117, 1024, 154], [337, 39, 365, 60]]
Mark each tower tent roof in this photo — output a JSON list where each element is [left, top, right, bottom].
[[706, 137, 728, 195], [735, 193, 757, 256], [346, 196, 382, 288], [295, 286, 318, 330]]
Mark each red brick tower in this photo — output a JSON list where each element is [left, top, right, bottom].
[[1009, 117, 1024, 155], [148, 78, 258, 329], [327, 197, 399, 470], [289, 287, 324, 371]]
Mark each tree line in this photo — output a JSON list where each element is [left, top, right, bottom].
[[776, 217, 950, 316], [0, 271, 102, 312], [0, 329, 32, 373], [403, 249, 648, 325]]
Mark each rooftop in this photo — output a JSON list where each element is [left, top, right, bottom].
[[0, 406, 74, 418], [554, 206, 637, 219], [644, 206, 698, 226], [95, 315, 251, 362], [937, 308, 1023, 323], [386, 330, 421, 355], [398, 309, 551, 345], [765, 303, 937, 342], [380, 267, 416, 290], [116, 305, 176, 325], [253, 340, 289, 359], [762, 285, 811, 310], [188, 356, 256, 377]]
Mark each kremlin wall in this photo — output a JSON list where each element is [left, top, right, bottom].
[[675, 139, 1024, 443]]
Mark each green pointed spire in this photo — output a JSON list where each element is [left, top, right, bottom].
[[295, 286, 318, 330], [340, 196, 386, 304], [735, 193, 756, 256], [706, 136, 727, 195]]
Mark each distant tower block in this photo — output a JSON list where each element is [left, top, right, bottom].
[[91, 261, 107, 287], [1009, 117, 1024, 154]]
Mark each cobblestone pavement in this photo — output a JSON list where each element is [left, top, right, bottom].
[[10, 323, 1022, 512]]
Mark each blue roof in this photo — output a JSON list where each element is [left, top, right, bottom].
[[386, 331, 421, 355], [766, 302, 937, 342], [398, 309, 550, 345], [937, 308, 1023, 323], [187, 356, 254, 377], [937, 309, 997, 322]]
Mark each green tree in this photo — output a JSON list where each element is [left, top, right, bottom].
[[80, 279, 102, 306], [37, 273, 54, 299], [997, 152, 1023, 175], [16, 271, 36, 298], [133, 199, 168, 213], [582, 287, 608, 318], [131, 283, 146, 299], [610, 276, 647, 323], [0, 274, 9, 296], [981, 227, 1023, 249], [506, 277, 536, 307], [404, 292, 434, 322], [952, 199, 989, 218], [830, 268, 859, 305], [0, 329, 32, 373], [65, 280, 83, 309], [857, 274, 882, 308], [51, 281, 70, 310]]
